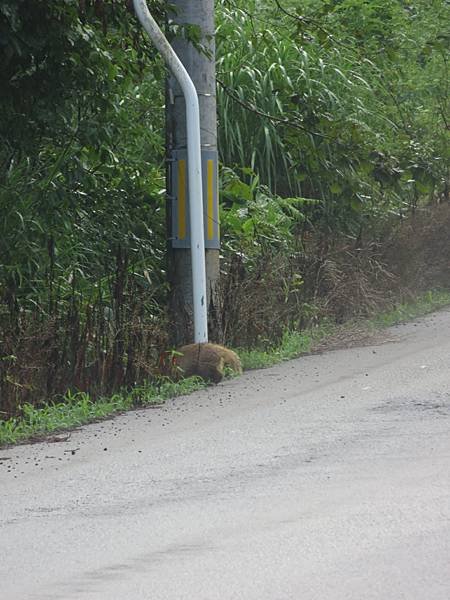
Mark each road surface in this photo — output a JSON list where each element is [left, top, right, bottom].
[[1, 309, 450, 599]]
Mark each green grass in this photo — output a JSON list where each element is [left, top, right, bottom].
[[239, 324, 332, 370], [1, 289, 449, 447], [371, 290, 450, 328], [240, 289, 450, 371], [0, 377, 206, 446]]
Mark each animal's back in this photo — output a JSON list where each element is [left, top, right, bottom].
[[206, 343, 242, 374], [176, 343, 241, 383]]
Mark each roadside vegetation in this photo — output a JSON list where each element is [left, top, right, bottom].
[[2, 289, 449, 446], [1, 1, 449, 424], [0, 377, 207, 446]]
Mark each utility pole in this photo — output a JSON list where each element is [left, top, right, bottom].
[[166, 0, 221, 346]]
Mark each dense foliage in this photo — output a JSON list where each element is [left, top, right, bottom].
[[0, 0, 166, 312], [218, 0, 449, 235], [0, 0, 448, 414]]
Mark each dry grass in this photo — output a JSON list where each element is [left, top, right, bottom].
[[219, 204, 450, 348]]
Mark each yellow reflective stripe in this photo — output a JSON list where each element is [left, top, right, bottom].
[[207, 159, 214, 240], [178, 159, 186, 240]]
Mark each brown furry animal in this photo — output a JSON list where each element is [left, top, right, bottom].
[[159, 343, 242, 384]]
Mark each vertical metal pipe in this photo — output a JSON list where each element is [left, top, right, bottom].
[[133, 0, 208, 343], [168, 0, 221, 346]]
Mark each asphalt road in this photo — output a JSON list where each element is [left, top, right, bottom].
[[1, 309, 450, 600]]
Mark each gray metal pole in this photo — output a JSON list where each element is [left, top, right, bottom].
[[167, 0, 221, 346], [133, 0, 208, 344]]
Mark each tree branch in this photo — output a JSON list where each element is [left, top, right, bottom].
[[217, 78, 327, 139]]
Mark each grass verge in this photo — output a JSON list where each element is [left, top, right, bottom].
[[240, 289, 450, 370], [1, 289, 449, 446], [371, 289, 450, 327], [238, 323, 333, 370], [0, 377, 206, 446]]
